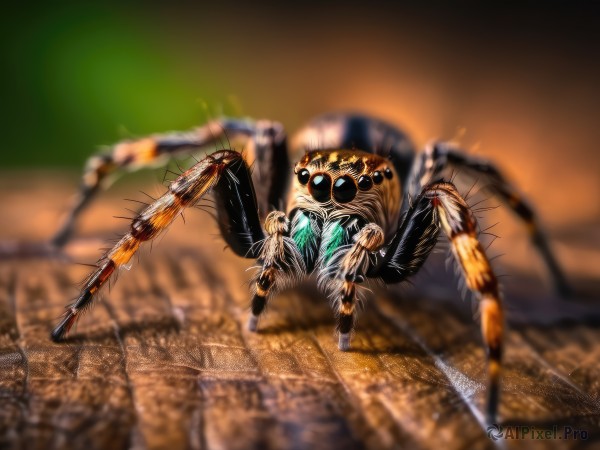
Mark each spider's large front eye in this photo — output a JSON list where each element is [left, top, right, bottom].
[[297, 169, 310, 185], [333, 175, 357, 203], [309, 173, 332, 202]]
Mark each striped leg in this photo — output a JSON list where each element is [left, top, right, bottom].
[[51, 150, 265, 341], [51, 118, 290, 247], [408, 142, 570, 295], [248, 212, 305, 331], [374, 181, 503, 422], [324, 223, 385, 351], [425, 182, 503, 424]]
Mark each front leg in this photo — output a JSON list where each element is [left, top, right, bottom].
[[336, 224, 385, 350], [51, 150, 266, 341], [374, 181, 503, 424], [318, 220, 385, 351], [248, 212, 305, 331], [426, 182, 503, 424]]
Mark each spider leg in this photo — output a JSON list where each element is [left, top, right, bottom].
[[320, 223, 385, 351], [51, 118, 290, 247], [369, 193, 440, 283], [51, 150, 265, 342], [374, 181, 503, 423], [247, 212, 305, 332], [428, 182, 503, 424], [408, 142, 570, 295]]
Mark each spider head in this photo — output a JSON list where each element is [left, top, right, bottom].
[[290, 150, 402, 233]]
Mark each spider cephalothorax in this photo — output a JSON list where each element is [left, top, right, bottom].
[[291, 150, 401, 234], [49, 112, 570, 423]]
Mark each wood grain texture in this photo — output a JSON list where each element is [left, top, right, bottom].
[[0, 173, 599, 450]]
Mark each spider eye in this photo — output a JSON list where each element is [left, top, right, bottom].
[[384, 168, 393, 179], [333, 175, 357, 203], [372, 171, 384, 184], [309, 173, 332, 202], [297, 168, 310, 185], [357, 175, 373, 191]]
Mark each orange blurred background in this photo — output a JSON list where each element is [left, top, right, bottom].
[[1, 2, 599, 263]]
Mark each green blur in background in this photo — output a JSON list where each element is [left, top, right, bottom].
[[2, 2, 225, 167], [1, 0, 599, 207]]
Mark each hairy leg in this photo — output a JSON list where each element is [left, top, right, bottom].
[[247, 211, 305, 331], [327, 223, 385, 350], [407, 142, 570, 295], [52, 118, 290, 247], [51, 150, 265, 341], [374, 181, 503, 423], [426, 182, 503, 424]]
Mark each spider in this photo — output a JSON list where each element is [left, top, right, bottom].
[[49, 112, 570, 424]]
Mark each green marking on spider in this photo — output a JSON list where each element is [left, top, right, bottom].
[[293, 213, 313, 253], [324, 222, 345, 263]]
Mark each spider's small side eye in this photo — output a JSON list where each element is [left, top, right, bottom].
[[384, 168, 393, 179], [333, 175, 357, 203], [357, 175, 373, 191], [372, 171, 384, 184], [297, 169, 310, 185], [309, 173, 332, 202]]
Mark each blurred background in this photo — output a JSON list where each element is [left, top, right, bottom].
[[0, 5, 599, 445], [1, 1, 599, 258]]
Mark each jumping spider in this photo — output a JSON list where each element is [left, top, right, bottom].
[[50, 112, 570, 423]]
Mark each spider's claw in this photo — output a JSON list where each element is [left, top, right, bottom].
[[338, 333, 351, 351], [50, 310, 77, 342], [486, 387, 499, 426], [247, 314, 259, 332]]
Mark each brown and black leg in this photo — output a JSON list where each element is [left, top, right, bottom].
[[51, 118, 290, 247], [336, 224, 385, 350], [51, 149, 267, 341], [373, 182, 503, 423], [407, 141, 570, 295], [316, 219, 385, 351], [248, 211, 305, 332]]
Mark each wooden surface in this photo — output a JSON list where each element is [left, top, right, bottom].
[[0, 173, 599, 450]]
